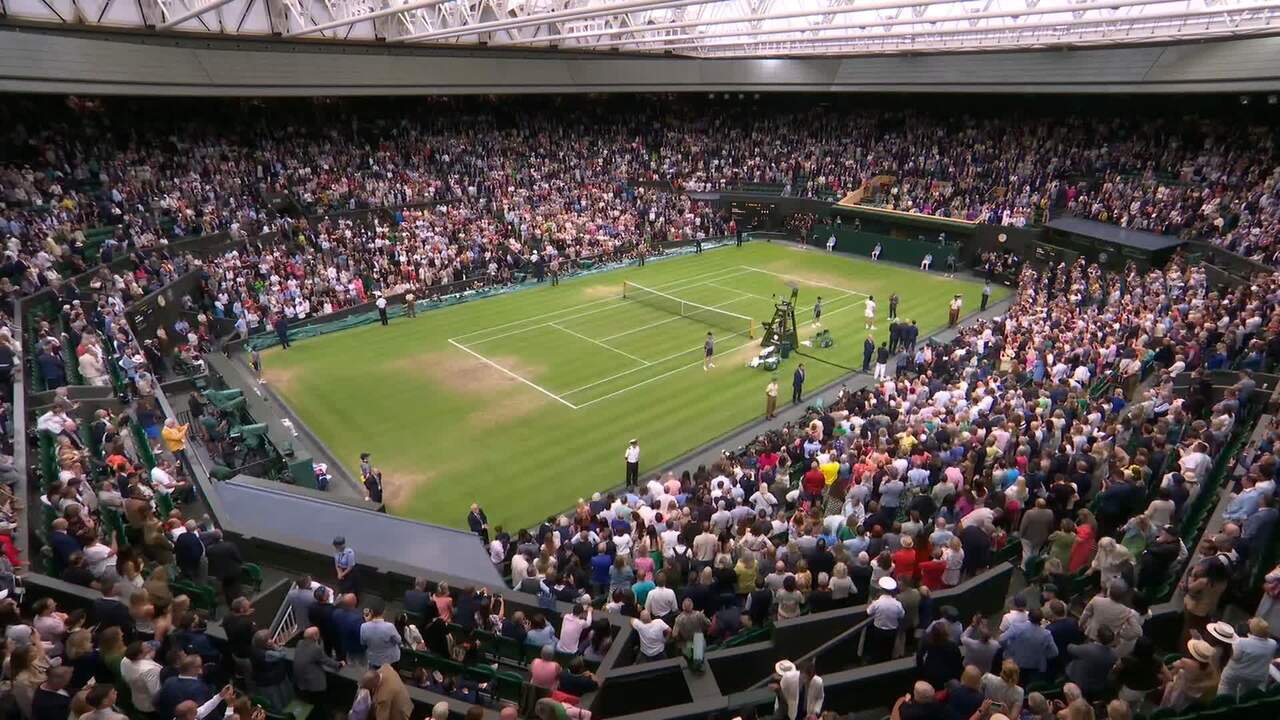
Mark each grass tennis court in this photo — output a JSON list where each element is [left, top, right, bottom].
[[262, 242, 1003, 530]]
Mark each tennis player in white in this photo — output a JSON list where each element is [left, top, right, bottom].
[[703, 331, 716, 371], [864, 295, 877, 330]]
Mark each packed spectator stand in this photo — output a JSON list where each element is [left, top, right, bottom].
[[0, 95, 1279, 720]]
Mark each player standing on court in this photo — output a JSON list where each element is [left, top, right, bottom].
[[703, 331, 716, 371], [812, 296, 823, 327], [864, 295, 877, 330]]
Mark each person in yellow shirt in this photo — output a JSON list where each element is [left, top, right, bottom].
[[820, 456, 840, 486], [162, 418, 189, 452], [162, 418, 190, 469]]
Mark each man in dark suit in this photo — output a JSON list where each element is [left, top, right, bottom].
[[47, 519, 82, 569], [467, 504, 490, 545], [791, 363, 806, 404], [274, 314, 290, 350], [293, 626, 341, 703], [90, 583, 135, 641], [31, 666, 73, 720], [402, 578, 436, 621], [154, 656, 216, 720], [221, 597, 257, 661], [905, 321, 919, 355], [203, 530, 243, 605], [174, 522, 205, 580], [331, 593, 365, 664], [307, 587, 339, 656], [500, 611, 529, 644], [863, 336, 876, 372], [36, 345, 66, 389], [0, 342, 14, 399]]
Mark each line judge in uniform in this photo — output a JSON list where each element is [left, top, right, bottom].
[[375, 292, 388, 326], [624, 439, 641, 487]]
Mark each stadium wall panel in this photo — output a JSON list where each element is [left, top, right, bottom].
[[1, 26, 1279, 94]]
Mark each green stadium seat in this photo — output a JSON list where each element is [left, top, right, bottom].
[[493, 634, 528, 666], [241, 562, 264, 594], [281, 699, 314, 720], [493, 670, 526, 703], [170, 577, 218, 617], [155, 492, 176, 519]]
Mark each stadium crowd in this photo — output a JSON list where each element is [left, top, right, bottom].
[[11, 250, 1280, 719], [2, 94, 1280, 720], [452, 254, 1280, 719], [0, 98, 1276, 318]]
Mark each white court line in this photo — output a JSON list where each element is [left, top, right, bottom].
[[450, 260, 876, 410], [448, 266, 754, 343], [704, 282, 853, 308], [447, 339, 579, 409], [596, 292, 755, 342], [737, 265, 870, 298], [455, 268, 756, 346], [572, 336, 761, 410], [705, 281, 861, 326], [562, 324, 756, 396], [549, 323, 651, 364]]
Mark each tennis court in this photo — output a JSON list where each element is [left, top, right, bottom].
[[448, 265, 869, 409], [262, 243, 999, 528]]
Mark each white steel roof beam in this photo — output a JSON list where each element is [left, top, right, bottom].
[[157, 0, 240, 27], [581, 0, 1206, 49], [285, 0, 453, 36], [697, 22, 1276, 55], [671, 2, 1277, 53], [393, 0, 728, 43], [492, 0, 960, 45]]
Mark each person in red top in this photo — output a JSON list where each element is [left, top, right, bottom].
[[918, 547, 948, 591], [801, 461, 826, 504], [892, 536, 919, 583], [758, 449, 780, 476]]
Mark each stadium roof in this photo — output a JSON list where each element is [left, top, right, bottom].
[[1046, 216, 1186, 252], [5, 0, 1279, 57]]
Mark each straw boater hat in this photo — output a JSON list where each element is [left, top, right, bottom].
[[775, 659, 797, 676], [1187, 639, 1216, 663], [878, 576, 898, 592], [1206, 621, 1237, 644]]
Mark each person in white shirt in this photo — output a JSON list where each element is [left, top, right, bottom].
[[630, 611, 670, 661], [82, 537, 115, 579], [864, 296, 877, 330], [644, 573, 679, 620], [119, 642, 162, 713], [510, 550, 533, 590], [998, 595, 1030, 634], [624, 439, 641, 487], [557, 603, 593, 655], [865, 577, 904, 662]]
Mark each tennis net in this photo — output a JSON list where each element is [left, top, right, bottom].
[[622, 281, 755, 338]]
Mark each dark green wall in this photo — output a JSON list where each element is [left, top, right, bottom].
[[809, 225, 960, 267]]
